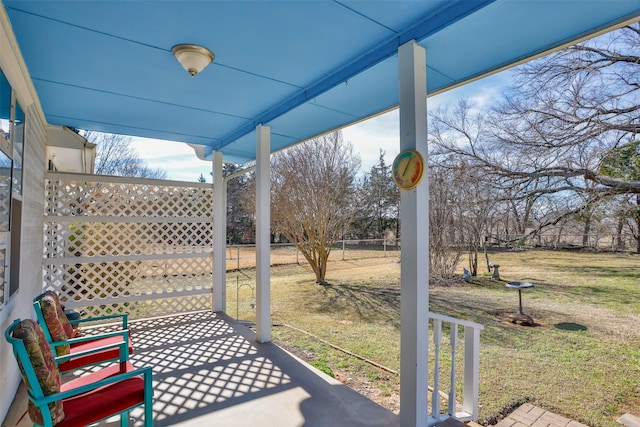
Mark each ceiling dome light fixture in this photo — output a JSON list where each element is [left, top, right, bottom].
[[172, 44, 214, 77]]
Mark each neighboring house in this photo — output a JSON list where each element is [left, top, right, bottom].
[[46, 126, 96, 174]]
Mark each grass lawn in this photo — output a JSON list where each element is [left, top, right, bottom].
[[227, 249, 640, 426]]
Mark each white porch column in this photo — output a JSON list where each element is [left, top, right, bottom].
[[398, 40, 429, 427], [212, 151, 226, 312], [255, 125, 271, 343]]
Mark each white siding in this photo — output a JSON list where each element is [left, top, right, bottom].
[[0, 4, 47, 422]]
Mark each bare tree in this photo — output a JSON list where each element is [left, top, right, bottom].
[[429, 162, 463, 279], [458, 165, 500, 276], [428, 25, 640, 254], [600, 140, 640, 251], [81, 131, 167, 179], [428, 103, 502, 274], [271, 131, 359, 284], [488, 23, 640, 194]]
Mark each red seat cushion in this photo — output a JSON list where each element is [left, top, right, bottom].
[[58, 365, 145, 427], [58, 335, 134, 372], [61, 361, 137, 391]]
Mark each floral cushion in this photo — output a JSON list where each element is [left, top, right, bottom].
[[12, 319, 65, 426], [39, 291, 73, 355]]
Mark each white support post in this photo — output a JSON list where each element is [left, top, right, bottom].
[[212, 151, 226, 312], [463, 326, 481, 419], [398, 40, 429, 427], [255, 125, 271, 343]]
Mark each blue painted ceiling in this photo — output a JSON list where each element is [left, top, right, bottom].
[[3, 0, 640, 163]]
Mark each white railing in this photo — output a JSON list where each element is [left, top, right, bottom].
[[428, 311, 484, 425]]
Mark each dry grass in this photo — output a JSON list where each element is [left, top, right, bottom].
[[224, 243, 400, 271], [226, 249, 640, 426]]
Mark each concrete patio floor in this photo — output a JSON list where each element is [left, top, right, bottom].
[[3, 311, 399, 427], [2, 311, 605, 427]]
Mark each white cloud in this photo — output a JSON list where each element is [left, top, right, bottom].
[[343, 70, 512, 174], [343, 110, 399, 174], [129, 137, 212, 182]]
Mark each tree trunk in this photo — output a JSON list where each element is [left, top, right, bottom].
[[484, 236, 490, 273], [582, 215, 591, 247], [615, 217, 624, 251], [555, 224, 565, 249], [582, 215, 591, 248], [636, 194, 640, 254], [315, 255, 328, 284], [468, 240, 478, 276]]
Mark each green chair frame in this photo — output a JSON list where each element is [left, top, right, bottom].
[[5, 318, 152, 427], [33, 291, 133, 372]]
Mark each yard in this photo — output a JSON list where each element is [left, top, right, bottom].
[[227, 249, 640, 427]]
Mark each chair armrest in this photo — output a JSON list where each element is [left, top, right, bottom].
[[51, 329, 130, 363], [54, 340, 129, 365], [69, 313, 128, 329], [52, 329, 129, 346], [35, 365, 152, 405]]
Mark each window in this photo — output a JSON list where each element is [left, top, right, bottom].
[[0, 69, 25, 311], [9, 197, 20, 298], [0, 71, 10, 149], [13, 98, 24, 195], [9, 100, 23, 301]]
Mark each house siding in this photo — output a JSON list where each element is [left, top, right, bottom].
[[0, 4, 47, 422]]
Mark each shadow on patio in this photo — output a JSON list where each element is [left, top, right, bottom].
[[5, 311, 399, 427]]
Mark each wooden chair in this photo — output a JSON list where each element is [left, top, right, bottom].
[[33, 291, 133, 373], [5, 318, 152, 427]]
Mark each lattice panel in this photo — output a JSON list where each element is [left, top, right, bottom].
[[44, 258, 212, 298], [43, 221, 212, 258], [43, 175, 214, 319], [45, 179, 212, 218], [79, 295, 211, 320], [43, 222, 67, 258]]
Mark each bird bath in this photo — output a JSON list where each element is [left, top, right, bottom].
[[505, 281, 535, 326]]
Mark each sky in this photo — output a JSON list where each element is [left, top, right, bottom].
[[130, 71, 511, 183]]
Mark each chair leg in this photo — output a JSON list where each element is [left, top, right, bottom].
[[144, 370, 153, 427], [145, 402, 153, 427], [120, 410, 129, 427]]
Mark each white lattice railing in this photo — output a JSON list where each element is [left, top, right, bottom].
[[428, 311, 483, 425], [43, 172, 214, 318]]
